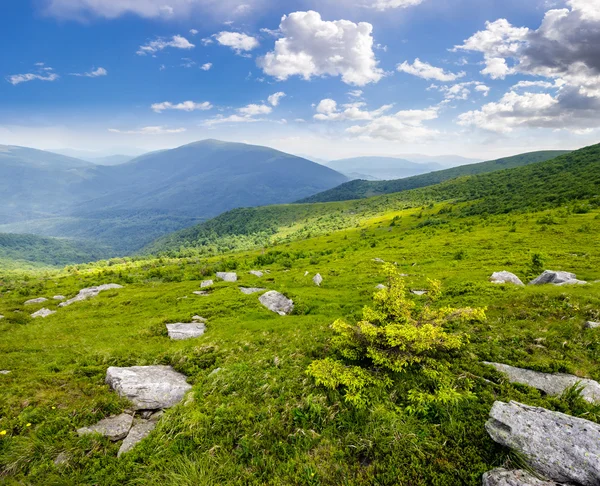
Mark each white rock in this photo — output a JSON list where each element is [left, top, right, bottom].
[[259, 291, 294, 316], [304, 271, 309, 277], [375, 284, 387, 290], [216, 272, 237, 282], [166, 323, 206, 340], [411, 290, 428, 296], [249, 270, 264, 277], [59, 284, 123, 307], [239, 287, 266, 295], [0, 370, 10, 375], [482, 468, 558, 486], [585, 321, 600, 329], [490, 271, 525, 286], [25, 297, 48, 305], [484, 362, 600, 403], [313, 274, 323, 286], [372, 258, 385, 263], [193, 291, 209, 296], [200, 280, 213, 288], [529, 270, 578, 286], [53, 295, 66, 301], [118, 420, 157, 457], [77, 413, 133, 441], [31, 308, 56, 318], [105, 366, 192, 410], [555, 279, 587, 286]]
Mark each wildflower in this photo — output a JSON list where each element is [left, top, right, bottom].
[[26, 423, 31, 427], [0, 430, 7, 436]]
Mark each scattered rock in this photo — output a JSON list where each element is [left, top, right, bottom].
[[313, 274, 323, 286], [239, 287, 266, 295], [375, 284, 387, 290], [77, 413, 133, 441], [373, 258, 385, 263], [585, 321, 600, 329], [556, 279, 588, 286], [192, 315, 207, 323], [482, 468, 558, 486], [484, 362, 600, 403], [193, 291, 209, 296], [200, 280, 213, 288], [529, 271, 585, 286], [166, 323, 207, 340], [25, 297, 48, 305], [411, 290, 428, 296], [0, 370, 10, 375], [486, 401, 600, 485], [31, 308, 56, 318], [59, 284, 123, 307], [249, 270, 263, 277], [259, 291, 294, 316], [118, 420, 157, 457], [53, 452, 69, 466], [53, 295, 66, 301], [216, 272, 237, 282], [490, 271, 525, 286], [106, 366, 192, 410]]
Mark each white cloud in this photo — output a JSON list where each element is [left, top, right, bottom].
[[259, 11, 384, 86], [397, 58, 465, 82], [511, 80, 556, 90], [7, 71, 60, 85], [215, 31, 259, 53], [201, 62, 213, 71], [268, 91, 286, 106], [70, 66, 107, 77], [314, 98, 393, 121], [201, 37, 214, 46], [429, 81, 490, 101], [189, 29, 199, 35], [348, 89, 363, 98], [108, 126, 186, 135], [346, 107, 439, 142], [367, 0, 425, 11], [137, 35, 194, 55], [151, 101, 213, 113], [239, 104, 272, 116]]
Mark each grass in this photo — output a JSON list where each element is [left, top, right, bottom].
[[1, 201, 600, 484]]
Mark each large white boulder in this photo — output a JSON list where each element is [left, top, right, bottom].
[[166, 323, 206, 340], [216, 272, 237, 282], [77, 413, 133, 441], [239, 287, 266, 295], [259, 291, 294, 316], [313, 274, 323, 286], [529, 271, 585, 286], [490, 271, 524, 286], [31, 308, 56, 318], [25, 297, 48, 305]]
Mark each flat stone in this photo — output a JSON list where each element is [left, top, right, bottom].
[[249, 270, 263, 277], [555, 279, 587, 286], [373, 258, 385, 263], [259, 291, 294, 316], [482, 468, 558, 486], [313, 274, 323, 286], [53, 295, 66, 301], [490, 271, 525, 286], [25, 297, 48, 305], [200, 280, 213, 288], [411, 290, 428, 296], [77, 413, 133, 441], [529, 270, 577, 286], [486, 401, 600, 485], [216, 272, 237, 282], [485, 362, 600, 403], [118, 420, 157, 457], [106, 366, 192, 410], [166, 323, 206, 340], [0, 370, 10, 375], [193, 291, 209, 296], [240, 287, 266, 295], [31, 308, 56, 318], [585, 321, 600, 329], [59, 284, 123, 307]]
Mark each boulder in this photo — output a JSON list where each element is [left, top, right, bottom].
[[105, 366, 192, 410], [59, 284, 123, 307], [585, 321, 600, 329], [117, 420, 157, 457], [200, 280, 213, 288], [166, 323, 206, 340], [482, 468, 558, 486], [53, 295, 66, 301], [0, 370, 10, 375], [77, 413, 133, 441], [486, 401, 600, 485], [375, 284, 387, 290], [556, 279, 587, 286], [216, 272, 237, 282], [529, 271, 580, 286], [259, 291, 294, 316], [25, 297, 48, 305], [484, 362, 600, 403], [239, 287, 266, 295], [490, 271, 525, 286], [31, 308, 56, 318], [249, 270, 264, 277], [313, 274, 323, 286], [411, 290, 428, 296]]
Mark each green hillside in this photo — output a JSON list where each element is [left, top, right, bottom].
[[147, 145, 597, 256], [300, 150, 571, 203]]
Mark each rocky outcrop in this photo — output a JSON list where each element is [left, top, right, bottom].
[[166, 323, 206, 340], [200, 280, 213, 288], [31, 308, 56, 318], [59, 284, 123, 307], [106, 366, 192, 410], [313, 274, 323, 286], [117, 419, 157, 457], [53, 295, 65, 301], [249, 270, 263, 277], [490, 271, 525, 286], [25, 297, 48, 305], [239, 287, 266, 295], [485, 362, 600, 403], [259, 291, 294, 316], [216, 272, 237, 282], [77, 413, 133, 441], [486, 401, 600, 485], [482, 468, 558, 486], [529, 271, 586, 286]]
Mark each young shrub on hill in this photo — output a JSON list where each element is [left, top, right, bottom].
[[307, 264, 486, 412]]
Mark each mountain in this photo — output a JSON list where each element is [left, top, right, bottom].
[[324, 156, 443, 180], [147, 144, 597, 255], [299, 150, 571, 203], [54, 148, 144, 164], [87, 155, 135, 166], [0, 140, 348, 254], [398, 153, 482, 166]]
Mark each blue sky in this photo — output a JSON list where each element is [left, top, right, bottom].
[[1, 0, 599, 159]]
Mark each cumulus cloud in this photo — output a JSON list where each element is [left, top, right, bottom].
[[367, 0, 425, 10], [268, 91, 286, 106], [259, 11, 384, 86], [238, 104, 272, 116], [313, 99, 393, 121], [108, 126, 186, 135], [398, 59, 465, 82], [428, 81, 490, 101], [215, 32, 259, 53], [137, 35, 194, 55], [203, 101, 274, 126], [151, 101, 213, 113], [70, 66, 107, 77], [7, 65, 60, 85], [201, 63, 213, 71], [346, 107, 439, 142]]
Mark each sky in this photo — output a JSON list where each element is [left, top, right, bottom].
[[1, 0, 600, 160]]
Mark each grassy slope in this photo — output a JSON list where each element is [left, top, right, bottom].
[[299, 150, 571, 203], [146, 144, 598, 256], [1, 202, 600, 485]]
